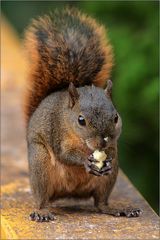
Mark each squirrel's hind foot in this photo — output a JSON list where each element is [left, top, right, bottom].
[[29, 211, 56, 222], [98, 205, 142, 217]]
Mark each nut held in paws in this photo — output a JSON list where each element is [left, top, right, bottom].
[[93, 150, 107, 169]]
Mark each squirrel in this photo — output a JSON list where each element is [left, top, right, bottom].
[[24, 8, 141, 222]]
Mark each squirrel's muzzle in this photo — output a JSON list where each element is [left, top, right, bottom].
[[86, 136, 108, 151]]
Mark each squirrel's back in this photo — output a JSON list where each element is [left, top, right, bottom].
[[24, 8, 113, 124]]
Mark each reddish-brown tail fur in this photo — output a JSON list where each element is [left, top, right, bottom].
[[24, 8, 113, 124]]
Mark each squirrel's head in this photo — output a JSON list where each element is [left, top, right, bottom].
[[66, 81, 122, 151]]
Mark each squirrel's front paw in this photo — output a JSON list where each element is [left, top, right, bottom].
[[99, 158, 112, 175], [84, 154, 112, 176]]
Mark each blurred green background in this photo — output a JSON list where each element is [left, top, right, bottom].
[[2, 1, 159, 213]]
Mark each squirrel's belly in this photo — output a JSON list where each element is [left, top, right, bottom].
[[50, 163, 118, 200], [51, 164, 93, 198]]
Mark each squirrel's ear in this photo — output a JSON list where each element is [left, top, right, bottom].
[[68, 82, 79, 108], [104, 80, 112, 98]]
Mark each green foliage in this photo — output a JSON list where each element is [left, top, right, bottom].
[[2, 1, 159, 213]]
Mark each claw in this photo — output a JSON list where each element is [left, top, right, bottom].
[[124, 208, 142, 218], [106, 162, 110, 167], [29, 211, 55, 222], [105, 157, 112, 162]]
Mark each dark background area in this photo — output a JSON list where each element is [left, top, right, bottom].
[[1, 1, 159, 213]]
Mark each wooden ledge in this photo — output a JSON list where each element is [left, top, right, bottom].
[[1, 169, 159, 239]]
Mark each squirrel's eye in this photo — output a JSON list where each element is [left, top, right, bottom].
[[78, 115, 86, 126], [114, 113, 118, 124]]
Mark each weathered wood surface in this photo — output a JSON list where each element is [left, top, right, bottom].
[[1, 16, 159, 240]]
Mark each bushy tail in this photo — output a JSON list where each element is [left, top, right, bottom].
[[24, 8, 113, 124]]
